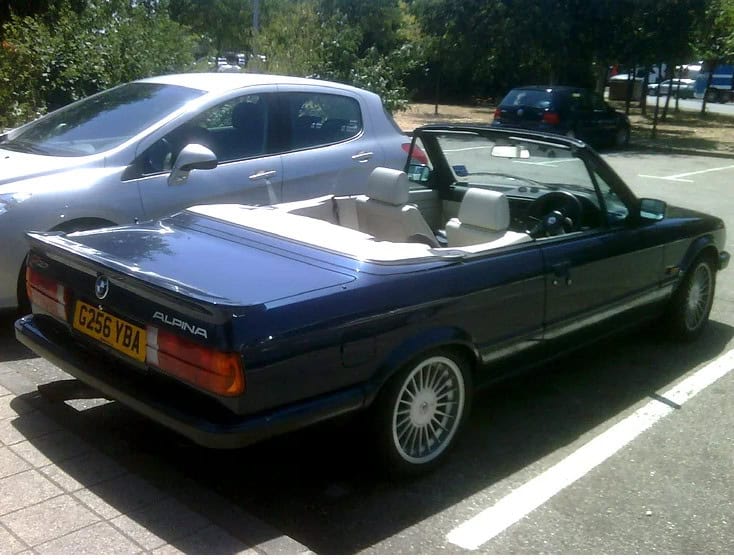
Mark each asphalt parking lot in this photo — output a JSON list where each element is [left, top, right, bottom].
[[0, 149, 732, 554]]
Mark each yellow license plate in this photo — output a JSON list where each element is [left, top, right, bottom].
[[73, 301, 146, 362]]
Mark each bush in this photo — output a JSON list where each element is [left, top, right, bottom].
[[0, 0, 198, 128]]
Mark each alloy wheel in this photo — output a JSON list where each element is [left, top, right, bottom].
[[391, 355, 466, 465]]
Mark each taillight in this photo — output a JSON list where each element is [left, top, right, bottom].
[[493, 107, 501, 120], [402, 142, 428, 165], [146, 326, 245, 396], [542, 111, 561, 126], [26, 266, 69, 321]]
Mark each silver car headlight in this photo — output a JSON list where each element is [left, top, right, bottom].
[[0, 192, 31, 216]]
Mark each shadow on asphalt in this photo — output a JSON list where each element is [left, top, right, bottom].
[[6, 320, 734, 553]]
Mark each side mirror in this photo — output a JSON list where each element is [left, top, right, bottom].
[[168, 143, 218, 186], [407, 163, 430, 182], [639, 198, 666, 221]]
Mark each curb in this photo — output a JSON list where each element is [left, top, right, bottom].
[[628, 141, 734, 160]]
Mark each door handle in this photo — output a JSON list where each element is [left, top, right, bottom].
[[551, 262, 572, 286], [351, 151, 374, 162], [249, 170, 277, 181]]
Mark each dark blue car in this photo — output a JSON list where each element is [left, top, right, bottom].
[[492, 86, 631, 148], [15, 126, 728, 476]]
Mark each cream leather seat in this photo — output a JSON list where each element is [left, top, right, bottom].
[[356, 168, 438, 246], [446, 188, 531, 248]]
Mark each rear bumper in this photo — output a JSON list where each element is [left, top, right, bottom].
[[15, 315, 365, 449]]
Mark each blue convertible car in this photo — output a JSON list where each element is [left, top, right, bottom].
[[15, 125, 729, 475]]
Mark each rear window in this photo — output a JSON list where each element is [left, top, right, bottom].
[[285, 92, 363, 150], [501, 89, 552, 109]]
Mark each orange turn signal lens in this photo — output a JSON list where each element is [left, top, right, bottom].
[[146, 326, 245, 396]]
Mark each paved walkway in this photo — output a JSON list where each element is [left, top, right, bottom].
[[0, 358, 311, 555]]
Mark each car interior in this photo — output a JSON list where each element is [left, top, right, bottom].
[[193, 167, 537, 262]]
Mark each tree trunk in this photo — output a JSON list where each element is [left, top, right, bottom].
[[651, 78, 662, 139], [640, 67, 649, 116], [595, 63, 608, 95], [700, 59, 717, 116], [434, 65, 441, 116], [662, 63, 674, 120], [624, 65, 636, 115]]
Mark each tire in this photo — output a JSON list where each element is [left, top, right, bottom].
[[665, 255, 716, 341], [371, 349, 472, 477], [614, 123, 630, 148], [705, 88, 720, 104], [16, 262, 31, 317]]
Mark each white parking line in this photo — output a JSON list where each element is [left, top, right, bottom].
[[639, 164, 734, 183], [516, 158, 579, 167], [444, 146, 494, 153], [447, 349, 734, 551]]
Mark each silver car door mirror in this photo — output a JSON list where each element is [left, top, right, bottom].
[[168, 143, 218, 186]]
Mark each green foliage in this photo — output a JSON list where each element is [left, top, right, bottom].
[[693, 0, 734, 61], [0, 0, 197, 128], [348, 45, 418, 111], [168, 0, 253, 56], [319, 0, 404, 54], [253, 0, 419, 111], [1, 0, 732, 126]]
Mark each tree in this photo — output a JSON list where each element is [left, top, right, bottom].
[[168, 0, 253, 57], [692, 0, 734, 114], [319, 0, 404, 54], [0, 0, 197, 126]]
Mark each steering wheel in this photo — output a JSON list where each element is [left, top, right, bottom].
[[525, 191, 583, 237], [143, 137, 172, 174]]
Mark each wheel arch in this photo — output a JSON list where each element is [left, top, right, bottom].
[[363, 327, 479, 407], [678, 235, 720, 276]]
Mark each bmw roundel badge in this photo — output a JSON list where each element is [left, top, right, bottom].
[[95, 275, 110, 300]]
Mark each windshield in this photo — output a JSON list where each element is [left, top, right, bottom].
[[433, 131, 596, 193], [1, 82, 206, 157]]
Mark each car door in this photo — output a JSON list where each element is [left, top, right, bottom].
[[540, 161, 666, 345], [441, 243, 547, 376], [589, 93, 620, 144], [132, 91, 284, 219], [275, 86, 386, 201], [569, 90, 597, 141]]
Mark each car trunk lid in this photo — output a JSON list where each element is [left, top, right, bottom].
[[25, 210, 357, 320]]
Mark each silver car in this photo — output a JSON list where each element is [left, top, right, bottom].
[[647, 78, 696, 98], [0, 73, 412, 311]]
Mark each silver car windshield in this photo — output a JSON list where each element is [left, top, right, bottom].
[[1, 83, 206, 157]]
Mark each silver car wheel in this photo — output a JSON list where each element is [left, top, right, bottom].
[[684, 261, 713, 332], [391, 355, 466, 465]]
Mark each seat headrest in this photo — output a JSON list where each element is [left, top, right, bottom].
[[366, 167, 410, 206], [458, 188, 510, 231], [232, 102, 264, 129]]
